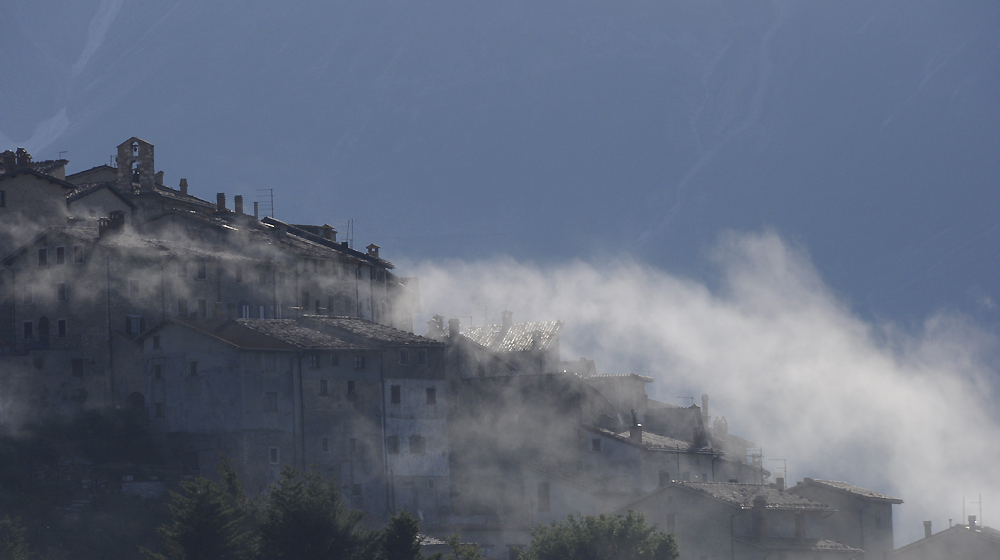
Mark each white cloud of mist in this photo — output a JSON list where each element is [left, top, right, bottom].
[[408, 230, 1000, 546]]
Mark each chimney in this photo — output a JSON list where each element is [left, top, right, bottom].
[[213, 302, 224, 319], [501, 309, 513, 330], [776, 477, 785, 492], [366, 243, 380, 258], [154, 170, 164, 186], [448, 318, 460, 343], [14, 148, 32, 169], [968, 515, 977, 530], [179, 178, 188, 196], [216, 193, 226, 213], [322, 225, 335, 241], [234, 195, 244, 215], [253, 201, 259, 219], [752, 495, 767, 541], [923, 521, 932, 538], [630, 423, 643, 444], [701, 394, 710, 422], [1, 150, 15, 172]]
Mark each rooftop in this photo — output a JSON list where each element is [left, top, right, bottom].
[[302, 316, 444, 346], [680, 482, 831, 510], [794, 478, 902, 503], [585, 426, 701, 453], [142, 318, 370, 351], [463, 320, 562, 353]]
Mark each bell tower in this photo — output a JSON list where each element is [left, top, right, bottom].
[[115, 137, 155, 193]]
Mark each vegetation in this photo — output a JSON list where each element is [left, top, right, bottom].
[[0, 516, 30, 560], [519, 512, 678, 560]]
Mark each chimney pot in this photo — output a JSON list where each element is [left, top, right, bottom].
[[923, 521, 932, 538], [969, 515, 977, 529], [366, 243, 380, 258], [253, 201, 259, 219], [234, 195, 244, 215], [776, 477, 784, 492], [448, 318, 460, 343], [179, 178, 188, 196], [216, 193, 226, 213], [630, 423, 643, 444]]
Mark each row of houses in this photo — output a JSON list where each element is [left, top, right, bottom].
[[0, 139, 912, 559]]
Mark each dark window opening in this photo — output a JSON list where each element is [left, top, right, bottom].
[[354, 355, 365, 369], [537, 483, 550, 513], [0, 190, 5, 207], [387, 436, 399, 455], [309, 354, 320, 368], [72, 246, 84, 264], [399, 350, 410, 365], [189, 361, 198, 376], [426, 387, 436, 405], [332, 353, 339, 366], [409, 435, 425, 455], [269, 447, 279, 464], [55, 246, 65, 265], [235, 266, 243, 283], [319, 379, 328, 396], [417, 349, 427, 365], [37, 248, 47, 267], [390, 385, 401, 404], [347, 380, 356, 397], [125, 316, 145, 334]]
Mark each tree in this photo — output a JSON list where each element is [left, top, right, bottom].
[[257, 467, 374, 560], [0, 516, 29, 560], [442, 531, 485, 560], [143, 476, 251, 560], [379, 510, 425, 560], [520, 512, 678, 560]]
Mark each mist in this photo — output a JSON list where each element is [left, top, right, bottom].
[[408, 230, 1000, 546]]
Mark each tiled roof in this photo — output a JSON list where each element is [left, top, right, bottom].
[[145, 319, 370, 350], [585, 373, 654, 383], [66, 182, 137, 207], [0, 159, 67, 176], [463, 321, 562, 352], [233, 319, 369, 350], [796, 479, 902, 503], [302, 316, 444, 346], [586, 426, 699, 452], [680, 482, 831, 510]]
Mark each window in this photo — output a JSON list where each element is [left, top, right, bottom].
[[387, 436, 399, 455], [321, 438, 330, 452], [178, 298, 189, 317], [354, 355, 365, 369], [154, 403, 164, 418], [178, 261, 188, 278], [0, 190, 4, 207], [417, 349, 427, 365], [196, 261, 207, 280], [23, 321, 33, 339], [269, 447, 280, 464], [301, 290, 310, 309], [409, 435, 425, 455], [72, 246, 84, 264], [37, 248, 47, 267], [537, 483, 550, 513], [264, 392, 278, 411], [57, 319, 67, 338], [665, 514, 676, 534], [152, 336, 160, 350], [332, 353, 339, 366], [241, 304, 250, 319], [198, 299, 207, 318], [591, 438, 601, 452], [72, 358, 85, 377], [399, 350, 410, 365], [319, 379, 328, 396], [56, 282, 66, 302], [347, 380, 356, 397], [153, 364, 163, 380], [390, 385, 401, 404], [55, 246, 65, 265], [426, 387, 436, 405], [22, 286, 32, 304], [264, 354, 277, 371], [125, 316, 145, 334], [309, 354, 320, 368], [189, 361, 198, 376]]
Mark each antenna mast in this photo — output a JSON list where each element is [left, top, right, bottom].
[[256, 188, 274, 218]]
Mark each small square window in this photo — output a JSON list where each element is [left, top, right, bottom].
[[55, 246, 65, 265], [319, 379, 328, 396], [56, 282, 66, 302], [269, 447, 280, 464], [321, 437, 330, 452], [347, 380, 356, 397], [426, 387, 436, 405], [72, 246, 84, 264], [390, 385, 401, 404], [126, 316, 145, 334], [152, 336, 160, 350], [309, 354, 320, 368], [417, 349, 427, 365], [264, 391, 278, 411], [38, 248, 48, 267], [399, 350, 410, 365], [154, 403, 164, 418], [57, 319, 67, 338], [189, 361, 198, 376], [354, 355, 365, 369], [387, 436, 399, 455], [409, 435, 425, 455], [153, 364, 163, 379]]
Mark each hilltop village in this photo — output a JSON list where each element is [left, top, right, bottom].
[[1, 138, 988, 559]]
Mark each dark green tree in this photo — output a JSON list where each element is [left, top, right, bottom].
[[379, 509, 425, 560], [520, 512, 678, 560], [257, 467, 374, 560], [442, 531, 484, 560], [0, 516, 29, 560], [142, 476, 251, 560]]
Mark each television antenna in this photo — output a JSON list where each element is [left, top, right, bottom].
[[769, 459, 787, 483], [256, 188, 274, 218]]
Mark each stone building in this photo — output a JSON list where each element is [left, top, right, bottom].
[[892, 517, 1000, 560], [133, 316, 449, 520], [789, 478, 902, 560], [461, 311, 562, 375]]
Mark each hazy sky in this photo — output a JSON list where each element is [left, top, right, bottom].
[[3, 0, 999, 545]]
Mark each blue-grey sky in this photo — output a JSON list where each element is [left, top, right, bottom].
[[4, 0, 1000, 543]]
